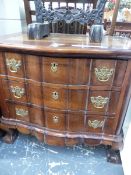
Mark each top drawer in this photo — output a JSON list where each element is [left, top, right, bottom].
[[1, 52, 127, 87]]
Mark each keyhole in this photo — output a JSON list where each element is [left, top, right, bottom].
[[53, 116, 59, 123], [51, 62, 58, 72], [52, 91, 59, 100]]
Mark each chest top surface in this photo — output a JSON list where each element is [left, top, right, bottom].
[[0, 33, 131, 58]]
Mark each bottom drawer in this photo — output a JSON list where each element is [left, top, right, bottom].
[[5, 103, 116, 136]]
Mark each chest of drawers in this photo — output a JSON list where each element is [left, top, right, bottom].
[[0, 33, 130, 162]]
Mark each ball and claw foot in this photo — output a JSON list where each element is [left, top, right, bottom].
[[106, 148, 122, 164]]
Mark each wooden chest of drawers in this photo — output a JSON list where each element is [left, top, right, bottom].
[[0, 33, 130, 162]]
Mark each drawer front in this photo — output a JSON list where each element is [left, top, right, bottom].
[[43, 85, 68, 109], [7, 103, 30, 122], [6, 102, 116, 135], [91, 59, 127, 87], [26, 55, 41, 81], [88, 90, 120, 114], [7, 103, 44, 126], [86, 116, 115, 135], [2, 79, 43, 107], [86, 116, 104, 133], [68, 59, 90, 85], [2, 79, 27, 103], [42, 58, 91, 85], [113, 60, 127, 87], [1, 79, 120, 114], [68, 88, 87, 110], [2, 53, 127, 88], [4, 52, 24, 78], [45, 110, 66, 131], [42, 58, 69, 84], [28, 81, 43, 106], [67, 112, 85, 132], [29, 107, 44, 126], [15, 104, 30, 122]]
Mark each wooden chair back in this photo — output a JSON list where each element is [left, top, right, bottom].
[[23, 0, 107, 34]]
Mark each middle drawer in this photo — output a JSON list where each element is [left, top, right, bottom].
[[2, 78, 120, 114]]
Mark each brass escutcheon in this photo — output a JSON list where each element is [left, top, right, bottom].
[[53, 116, 59, 123], [88, 120, 104, 129], [10, 86, 25, 98], [6, 58, 21, 73], [51, 62, 58, 72], [91, 96, 109, 108], [16, 108, 28, 117], [52, 91, 59, 100], [95, 67, 114, 82]]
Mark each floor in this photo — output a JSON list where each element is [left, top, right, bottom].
[[0, 133, 124, 175]]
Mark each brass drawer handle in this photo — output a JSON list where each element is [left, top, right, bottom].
[[6, 58, 22, 73], [16, 108, 28, 117], [10, 86, 25, 98], [88, 120, 104, 129], [95, 67, 114, 82], [52, 91, 59, 100], [51, 62, 58, 72], [53, 116, 59, 123], [91, 96, 109, 109]]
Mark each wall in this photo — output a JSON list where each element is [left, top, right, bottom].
[[121, 100, 131, 175], [0, 0, 26, 36]]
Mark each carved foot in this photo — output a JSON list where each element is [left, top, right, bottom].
[[2, 129, 18, 144], [106, 148, 122, 164]]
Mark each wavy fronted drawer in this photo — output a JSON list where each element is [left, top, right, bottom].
[[3, 103, 116, 136], [1, 78, 120, 115], [0, 52, 127, 87]]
